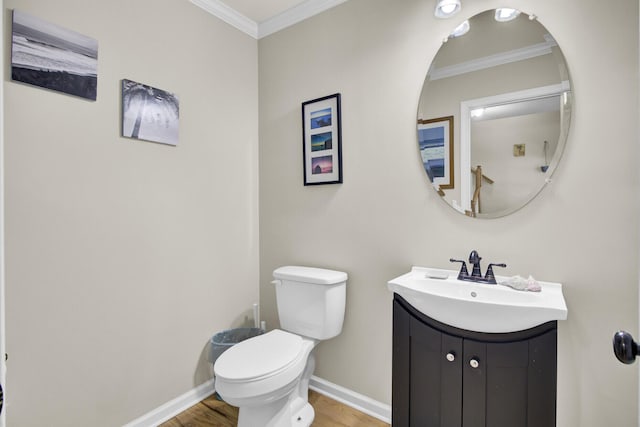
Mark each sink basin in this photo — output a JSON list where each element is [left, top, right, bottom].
[[387, 266, 568, 333]]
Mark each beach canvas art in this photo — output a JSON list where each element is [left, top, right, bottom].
[[418, 126, 446, 181], [121, 79, 180, 146], [11, 10, 98, 100], [417, 116, 454, 190]]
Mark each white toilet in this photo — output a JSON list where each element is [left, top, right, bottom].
[[213, 266, 347, 427]]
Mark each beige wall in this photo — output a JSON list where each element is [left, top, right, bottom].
[[472, 111, 560, 214], [259, 1, 639, 426], [4, 0, 259, 425]]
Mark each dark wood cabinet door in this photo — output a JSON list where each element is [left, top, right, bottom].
[[483, 331, 556, 427], [392, 298, 411, 427], [484, 340, 529, 426], [410, 314, 463, 427], [393, 298, 464, 427], [462, 339, 487, 427], [527, 329, 557, 427], [440, 333, 463, 427]]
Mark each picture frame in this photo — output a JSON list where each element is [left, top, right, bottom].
[[302, 93, 342, 185], [417, 116, 454, 190]]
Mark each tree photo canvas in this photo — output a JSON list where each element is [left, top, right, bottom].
[[121, 79, 179, 146]]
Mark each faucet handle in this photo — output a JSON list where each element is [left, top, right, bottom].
[[484, 263, 506, 284], [450, 258, 469, 280]]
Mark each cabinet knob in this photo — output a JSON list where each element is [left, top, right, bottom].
[[469, 358, 480, 368], [446, 352, 456, 362]]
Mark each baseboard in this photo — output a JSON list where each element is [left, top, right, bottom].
[[122, 378, 215, 427], [309, 375, 391, 424], [122, 375, 391, 426]]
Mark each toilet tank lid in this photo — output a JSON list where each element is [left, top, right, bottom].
[[273, 266, 347, 285]]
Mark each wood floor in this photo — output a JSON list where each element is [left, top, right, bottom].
[[159, 390, 389, 427]]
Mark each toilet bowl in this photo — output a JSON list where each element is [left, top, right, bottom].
[[213, 266, 347, 427], [214, 330, 317, 426]]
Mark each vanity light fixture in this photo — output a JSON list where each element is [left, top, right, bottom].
[[494, 8, 521, 22], [434, 0, 461, 18]]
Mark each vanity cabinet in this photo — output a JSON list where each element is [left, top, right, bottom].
[[393, 294, 557, 427]]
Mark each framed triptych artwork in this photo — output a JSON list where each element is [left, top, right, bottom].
[[302, 93, 342, 185]]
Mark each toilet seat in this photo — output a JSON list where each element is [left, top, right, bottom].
[[215, 329, 304, 382], [214, 329, 316, 406]]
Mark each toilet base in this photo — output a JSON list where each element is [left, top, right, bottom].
[[290, 400, 314, 427], [237, 395, 315, 427], [219, 340, 319, 427]]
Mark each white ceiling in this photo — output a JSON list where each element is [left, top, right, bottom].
[[222, 0, 309, 23], [190, 0, 348, 39]]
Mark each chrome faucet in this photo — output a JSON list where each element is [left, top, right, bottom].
[[450, 250, 506, 284]]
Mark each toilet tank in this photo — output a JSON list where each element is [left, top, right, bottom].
[[273, 266, 347, 340]]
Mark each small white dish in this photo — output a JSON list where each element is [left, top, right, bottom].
[[425, 270, 449, 280]]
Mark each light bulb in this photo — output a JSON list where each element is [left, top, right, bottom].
[[450, 20, 470, 38], [494, 8, 521, 22], [441, 4, 457, 14], [434, 0, 461, 18], [471, 108, 484, 118]]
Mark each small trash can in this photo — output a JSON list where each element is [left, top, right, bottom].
[[209, 327, 264, 368]]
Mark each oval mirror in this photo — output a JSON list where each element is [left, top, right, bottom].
[[417, 9, 572, 218]]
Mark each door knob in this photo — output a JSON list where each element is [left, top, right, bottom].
[[613, 331, 638, 364]]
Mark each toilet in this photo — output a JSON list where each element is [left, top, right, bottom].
[[213, 266, 347, 427]]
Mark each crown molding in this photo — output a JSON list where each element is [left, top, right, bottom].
[[191, 0, 349, 40], [190, 0, 258, 38], [429, 37, 558, 81], [258, 0, 349, 39]]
